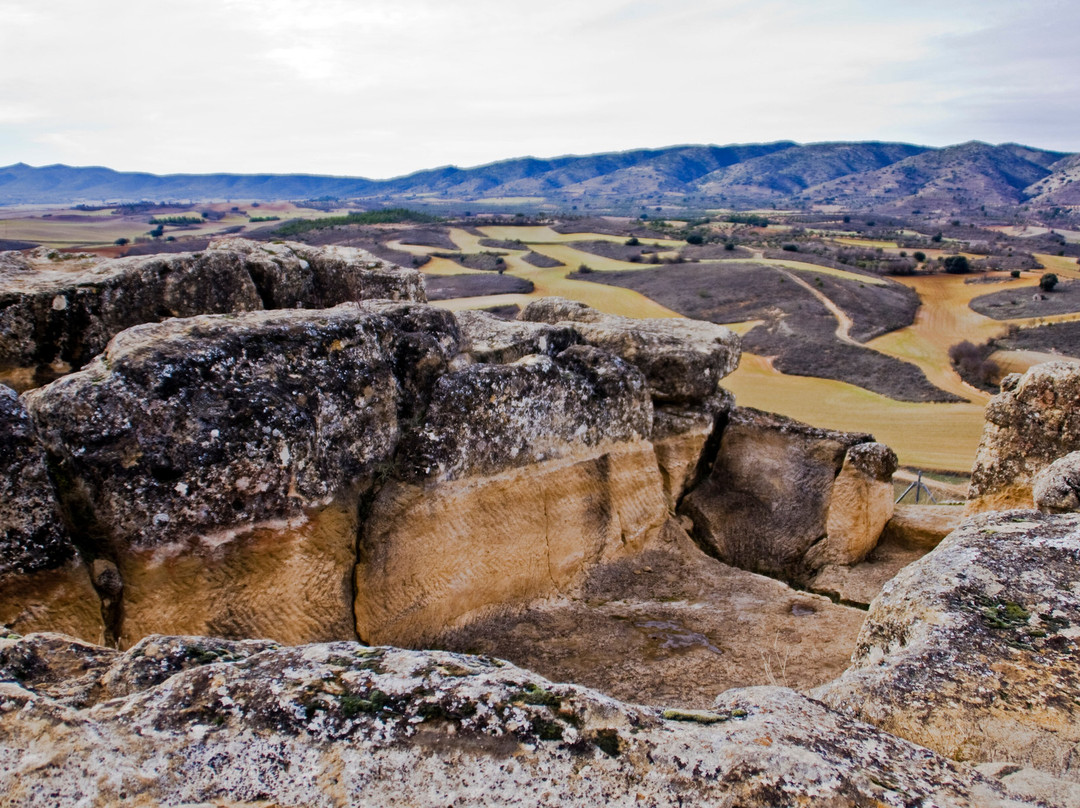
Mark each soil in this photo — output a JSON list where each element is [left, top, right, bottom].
[[424, 273, 534, 300], [571, 263, 955, 402], [569, 240, 670, 262], [521, 251, 564, 268], [995, 320, 1080, 358], [433, 528, 865, 708], [398, 228, 458, 250], [969, 279, 1080, 320]]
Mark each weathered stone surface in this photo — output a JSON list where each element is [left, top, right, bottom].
[[24, 307, 403, 646], [0, 239, 423, 389], [520, 297, 740, 404], [805, 442, 898, 569], [881, 504, 966, 549], [680, 407, 874, 580], [397, 345, 652, 483], [455, 308, 580, 364], [1033, 450, 1080, 513], [0, 636, 1035, 806], [437, 521, 867, 708], [650, 391, 733, 509], [817, 511, 1080, 780], [969, 361, 1080, 513], [0, 385, 104, 642], [808, 534, 927, 608]]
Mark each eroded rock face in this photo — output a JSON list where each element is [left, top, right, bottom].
[[455, 309, 580, 364], [24, 307, 403, 647], [519, 297, 741, 404], [356, 347, 666, 645], [0, 386, 103, 642], [817, 510, 1080, 781], [0, 635, 1034, 807], [679, 407, 878, 580], [968, 362, 1080, 513], [0, 239, 423, 390], [1033, 450, 1080, 513], [650, 391, 733, 509]]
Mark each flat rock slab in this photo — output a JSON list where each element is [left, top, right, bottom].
[[808, 536, 928, 608], [434, 527, 867, 708]]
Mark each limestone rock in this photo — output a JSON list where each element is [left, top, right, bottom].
[[24, 307, 404, 647], [455, 308, 580, 364], [968, 361, 1080, 513], [805, 441, 898, 568], [679, 407, 875, 580], [0, 386, 104, 642], [0, 239, 423, 389], [816, 510, 1080, 781], [519, 296, 741, 404], [357, 346, 665, 645], [651, 391, 733, 509], [396, 345, 652, 483], [881, 504, 966, 549], [0, 637, 1035, 806], [1033, 450, 1080, 513]]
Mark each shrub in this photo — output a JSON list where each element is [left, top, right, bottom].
[[724, 242, 736, 251], [1040, 273, 1059, 292], [931, 232, 943, 243], [781, 244, 799, 252], [949, 340, 999, 388], [943, 255, 970, 274], [625, 236, 639, 246], [1011, 269, 1021, 278], [578, 264, 593, 274], [686, 233, 704, 245], [913, 251, 927, 263], [114, 237, 129, 246]]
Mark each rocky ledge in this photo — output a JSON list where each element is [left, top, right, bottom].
[[0, 632, 1038, 807]]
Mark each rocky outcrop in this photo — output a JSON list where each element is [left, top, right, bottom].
[[520, 296, 740, 404], [24, 306, 405, 647], [0, 239, 423, 390], [817, 510, 1080, 781], [356, 346, 668, 645], [968, 362, 1080, 513], [679, 407, 888, 580], [880, 504, 966, 549], [1033, 450, 1080, 513], [0, 632, 1037, 807], [0, 385, 103, 642], [455, 308, 580, 364], [651, 392, 733, 509]]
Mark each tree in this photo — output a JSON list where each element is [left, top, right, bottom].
[[1040, 273, 1059, 292], [931, 232, 943, 243], [114, 237, 129, 246], [685, 233, 704, 245], [625, 236, 639, 246], [943, 255, 970, 274], [913, 251, 926, 263]]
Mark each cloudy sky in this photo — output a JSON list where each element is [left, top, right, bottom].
[[1, 0, 1077, 178]]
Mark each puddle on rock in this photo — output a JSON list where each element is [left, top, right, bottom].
[[633, 619, 723, 655]]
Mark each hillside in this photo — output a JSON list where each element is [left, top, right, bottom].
[[1, 140, 1077, 212]]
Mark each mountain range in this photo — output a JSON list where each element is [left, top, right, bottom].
[[2, 141, 1078, 212]]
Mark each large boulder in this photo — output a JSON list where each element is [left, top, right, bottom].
[[817, 510, 1080, 781], [0, 634, 1037, 807], [679, 407, 890, 580], [0, 239, 423, 390], [356, 346, 669, 645], [24, 307, 406, 648], [519, 297, 741, 404], [0, 386, 103, 643], [1033, 450, 1080, 513], [454, 308, 580, 364], [968, 362, 1080, 513]]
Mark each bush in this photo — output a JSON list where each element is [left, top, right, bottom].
[[949, 340, 999, 388], [724, 241, 736, 251], [625, 236, 639, 246], [781, 244, 799, 252], [1040, 273, 1059, 291], [685, 233, 704, 245], [943, 255, 970, 274], [913, 251, 926, 263], [1011, 270, 1021, 278], [578, 264, 593, 274], [114, 237, 129, 246], [931, 232, 943, 243]]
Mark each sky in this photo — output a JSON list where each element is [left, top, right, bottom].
[[1, 0, 1078, 178]]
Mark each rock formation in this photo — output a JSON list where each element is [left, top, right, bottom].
[[968, 362, 1080, 513], [817, 510, 1080, 781], [0, 386, 104, 642], [679, 407, 895, 581], [1033, 450, 1080, 513], [0, 239, 423, 391], [0, 632, 1037, 807]]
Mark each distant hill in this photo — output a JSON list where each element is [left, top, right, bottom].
[[1, 140, 1077, 212]]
